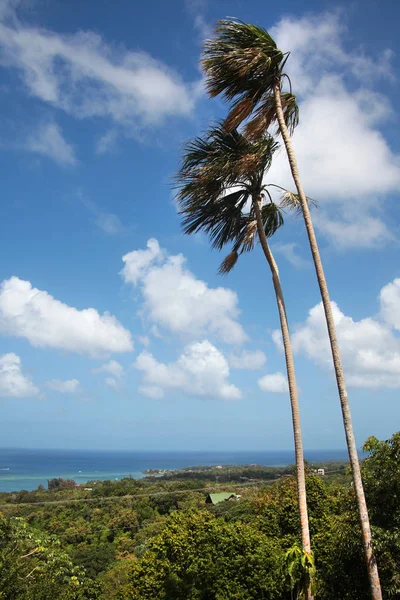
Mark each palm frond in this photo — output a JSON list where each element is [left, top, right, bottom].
[[176, 124, 278, 208], [245, 92, 299, 139], [281, 93, 299, 135], [218, 250, 239, 274], [224, 95, 256, 132], [202, 19, 299, 138], [179, 189, 250, 250], [280, 190, 317, 215], [175, 123, 282, 267], [243, 113, 269, 141], [261, 201, 284, 237], [244, 94, 276, 139], [240, 218, 258, 252], [280, 190, 301, 211], [202, 19, 284, 103]]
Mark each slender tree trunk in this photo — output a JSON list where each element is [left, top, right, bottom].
[[254, 196, 313, 600], [273, 82, 382, 600]]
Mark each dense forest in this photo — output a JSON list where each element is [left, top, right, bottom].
[[0, 432, 399, 599]]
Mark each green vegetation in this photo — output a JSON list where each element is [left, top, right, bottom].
[[0, 435, 399, 598], [147, 461, 348, 482]]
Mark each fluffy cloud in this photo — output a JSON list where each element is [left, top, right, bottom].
[[278, 278, 400, 388], [24, 122, 76, 166], [268, 13, 400, 249], [0, 277, 133, 356], [0, 4, 196, 132], [258, 372, 289, 393], [135, 340, 241, 400], [0, 352, 38, 397], [271, 13, 393, 96], [93, 360, 124, 378], [379, 278, 400, 331], [313, 213, 394, 250], [228, 349, 267, 370], [121, 239, 247, 345], [93, 359, 124, 390], [121, 239, 163, 285], [45, 379, 80, 393], [270, 80, 400, 201]]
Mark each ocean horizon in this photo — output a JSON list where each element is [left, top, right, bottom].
[[0, 447, 354, 493]]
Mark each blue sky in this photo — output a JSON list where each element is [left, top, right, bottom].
[[0, 0, 399, 451]]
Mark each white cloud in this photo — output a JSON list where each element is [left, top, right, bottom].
[[135, 340, 242, 400], [268, 13, 400, 249], [0, 277, 133, 356], [313, 213, 395, 250], [121, 238, 163, 285], [0, 6, 196, 132], [258, 372, 288, 393], [228, 349, 266, 370], [93, 359, 124, 378], [25, 122, 76, 166], [278, 279, 400, 388], [0, 352, 38, 397], [271, 79, 400, 202], [272, 242, 310, 269], [379, 278, 400, 331], [93, 359, 124, 390], [45, 378, 80, 393], [271, 14, 393, 96], [121, 239, 247, 345]]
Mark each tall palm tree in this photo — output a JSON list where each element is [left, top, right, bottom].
[[176, 125, 314, 600], [202, 19, 382, 600]]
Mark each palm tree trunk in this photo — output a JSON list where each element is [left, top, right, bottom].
[[273, 82, 382, 600], [254, 196, 313, 600]]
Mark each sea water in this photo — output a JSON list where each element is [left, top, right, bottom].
[[0, 448, 351, 493]]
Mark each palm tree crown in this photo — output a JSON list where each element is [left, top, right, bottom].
[[176, 125, 284, 269], [203, 19, 298, 138]]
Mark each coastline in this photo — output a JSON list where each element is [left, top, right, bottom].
[[0, 448, 353, 493]]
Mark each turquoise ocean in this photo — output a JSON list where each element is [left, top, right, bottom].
[[0, 448, 353, 493]]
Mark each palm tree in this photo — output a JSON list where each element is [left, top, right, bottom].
[[176, 125, 314, 600], [202, 18, 382, 600]]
